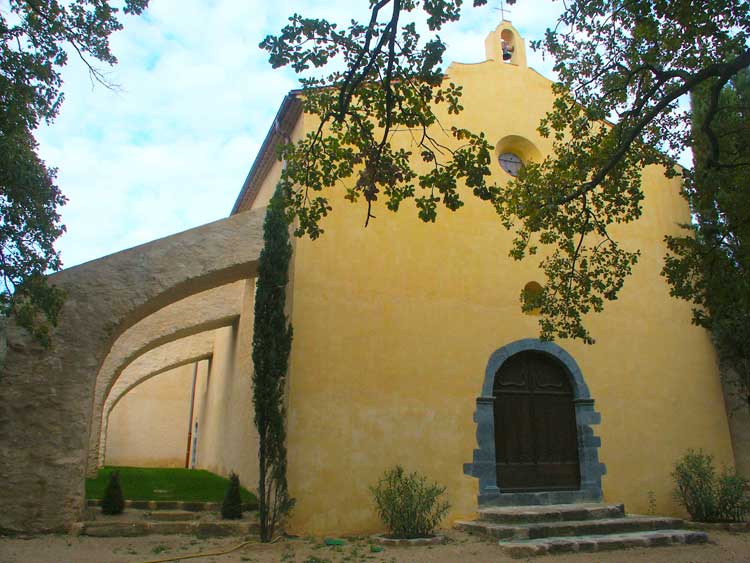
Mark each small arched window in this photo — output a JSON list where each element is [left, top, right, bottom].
[[522, 281, 543, 315]]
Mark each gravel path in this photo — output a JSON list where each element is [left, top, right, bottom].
[[1, 528, 749, 563]]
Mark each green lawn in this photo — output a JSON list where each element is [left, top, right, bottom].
[[86, 466, 257, 506]]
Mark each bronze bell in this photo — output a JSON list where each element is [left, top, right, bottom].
[[501, 39, 513, 61]]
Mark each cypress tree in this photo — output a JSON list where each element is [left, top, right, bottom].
[[664, 70, 750, 409], [252, 185, 295, 541], [221, 472, 243, 519], [101, 470, 125, 515]]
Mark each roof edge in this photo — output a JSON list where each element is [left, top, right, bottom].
[[230, 91, 303, 215]]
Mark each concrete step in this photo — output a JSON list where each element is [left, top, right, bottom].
[[498, 529, 708, 558], [455, 515, 683, 540], [476, 503, 625, 524], [75, 519, 259, 537]]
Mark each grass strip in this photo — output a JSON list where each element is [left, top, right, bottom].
[[86, 466, 257, 506]]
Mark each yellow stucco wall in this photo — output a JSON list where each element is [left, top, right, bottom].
[[249, 24, 736, 535], [106, 364, 194, 468], [194, 279, 259, 492]]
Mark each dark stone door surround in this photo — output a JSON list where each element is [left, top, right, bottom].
[[464, 338, 606, 506]]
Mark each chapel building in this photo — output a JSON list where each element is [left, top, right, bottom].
[[2, 22, 743, 536]]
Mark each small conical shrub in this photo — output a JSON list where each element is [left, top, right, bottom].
[[101, 470, 125, 515], [221, 472, 243, 520]]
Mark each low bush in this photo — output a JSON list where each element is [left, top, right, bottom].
[[101, 470, 125, 515], [369, 465, 450, 539], [672, 449, 750, 522], [221, 472, 243, 519], [716, 470, 750, 522]]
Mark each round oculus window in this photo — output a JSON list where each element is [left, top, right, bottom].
[[499, 152, 523, 177]]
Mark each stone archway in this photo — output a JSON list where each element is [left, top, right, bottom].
[[98, 330, 218, 466], [0, 208, 264, 533], [463, 338, 606, 506], [86, 281, 245, 476]]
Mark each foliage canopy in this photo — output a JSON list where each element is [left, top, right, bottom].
[[663, 71, 750, 408], [1, 0, 149, 341], [262, 0, 750, 345]]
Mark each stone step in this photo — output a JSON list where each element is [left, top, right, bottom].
[[454, 519, 516, 540], [86, 499, 257, 512], [477, 503, 625, 524], [498, 529, 708, 558], [145, 510, 200, 521], [455, 515, 683, 540], [75, 519, 259, 538]]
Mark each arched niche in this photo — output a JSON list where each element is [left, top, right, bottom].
[[464, 338, 606, 506], [522, 281, 543, 316], [495, 135, 543, 177]]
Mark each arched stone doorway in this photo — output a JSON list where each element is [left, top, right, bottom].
[[464, 339, 606, 506]]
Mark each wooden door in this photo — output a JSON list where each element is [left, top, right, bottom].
[[493, 351, 580, 491]]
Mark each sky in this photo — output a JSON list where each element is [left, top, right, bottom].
[[35, 0, 564, 269]]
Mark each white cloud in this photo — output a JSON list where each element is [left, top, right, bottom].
[[35, 0, 562, 268]]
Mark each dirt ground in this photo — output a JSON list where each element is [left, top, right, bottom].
[[1, 528, 750, 563]]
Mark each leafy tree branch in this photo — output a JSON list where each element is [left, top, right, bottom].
[[263, 0, 750, 345], [1, 0, 149, 342], [261, 0, 496, 238], [663, 70, 750, 409]]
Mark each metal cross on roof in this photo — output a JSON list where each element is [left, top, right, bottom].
[[493, 0, 512, 21]]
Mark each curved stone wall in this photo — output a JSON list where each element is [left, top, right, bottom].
[[0, 208, 263, 533]]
